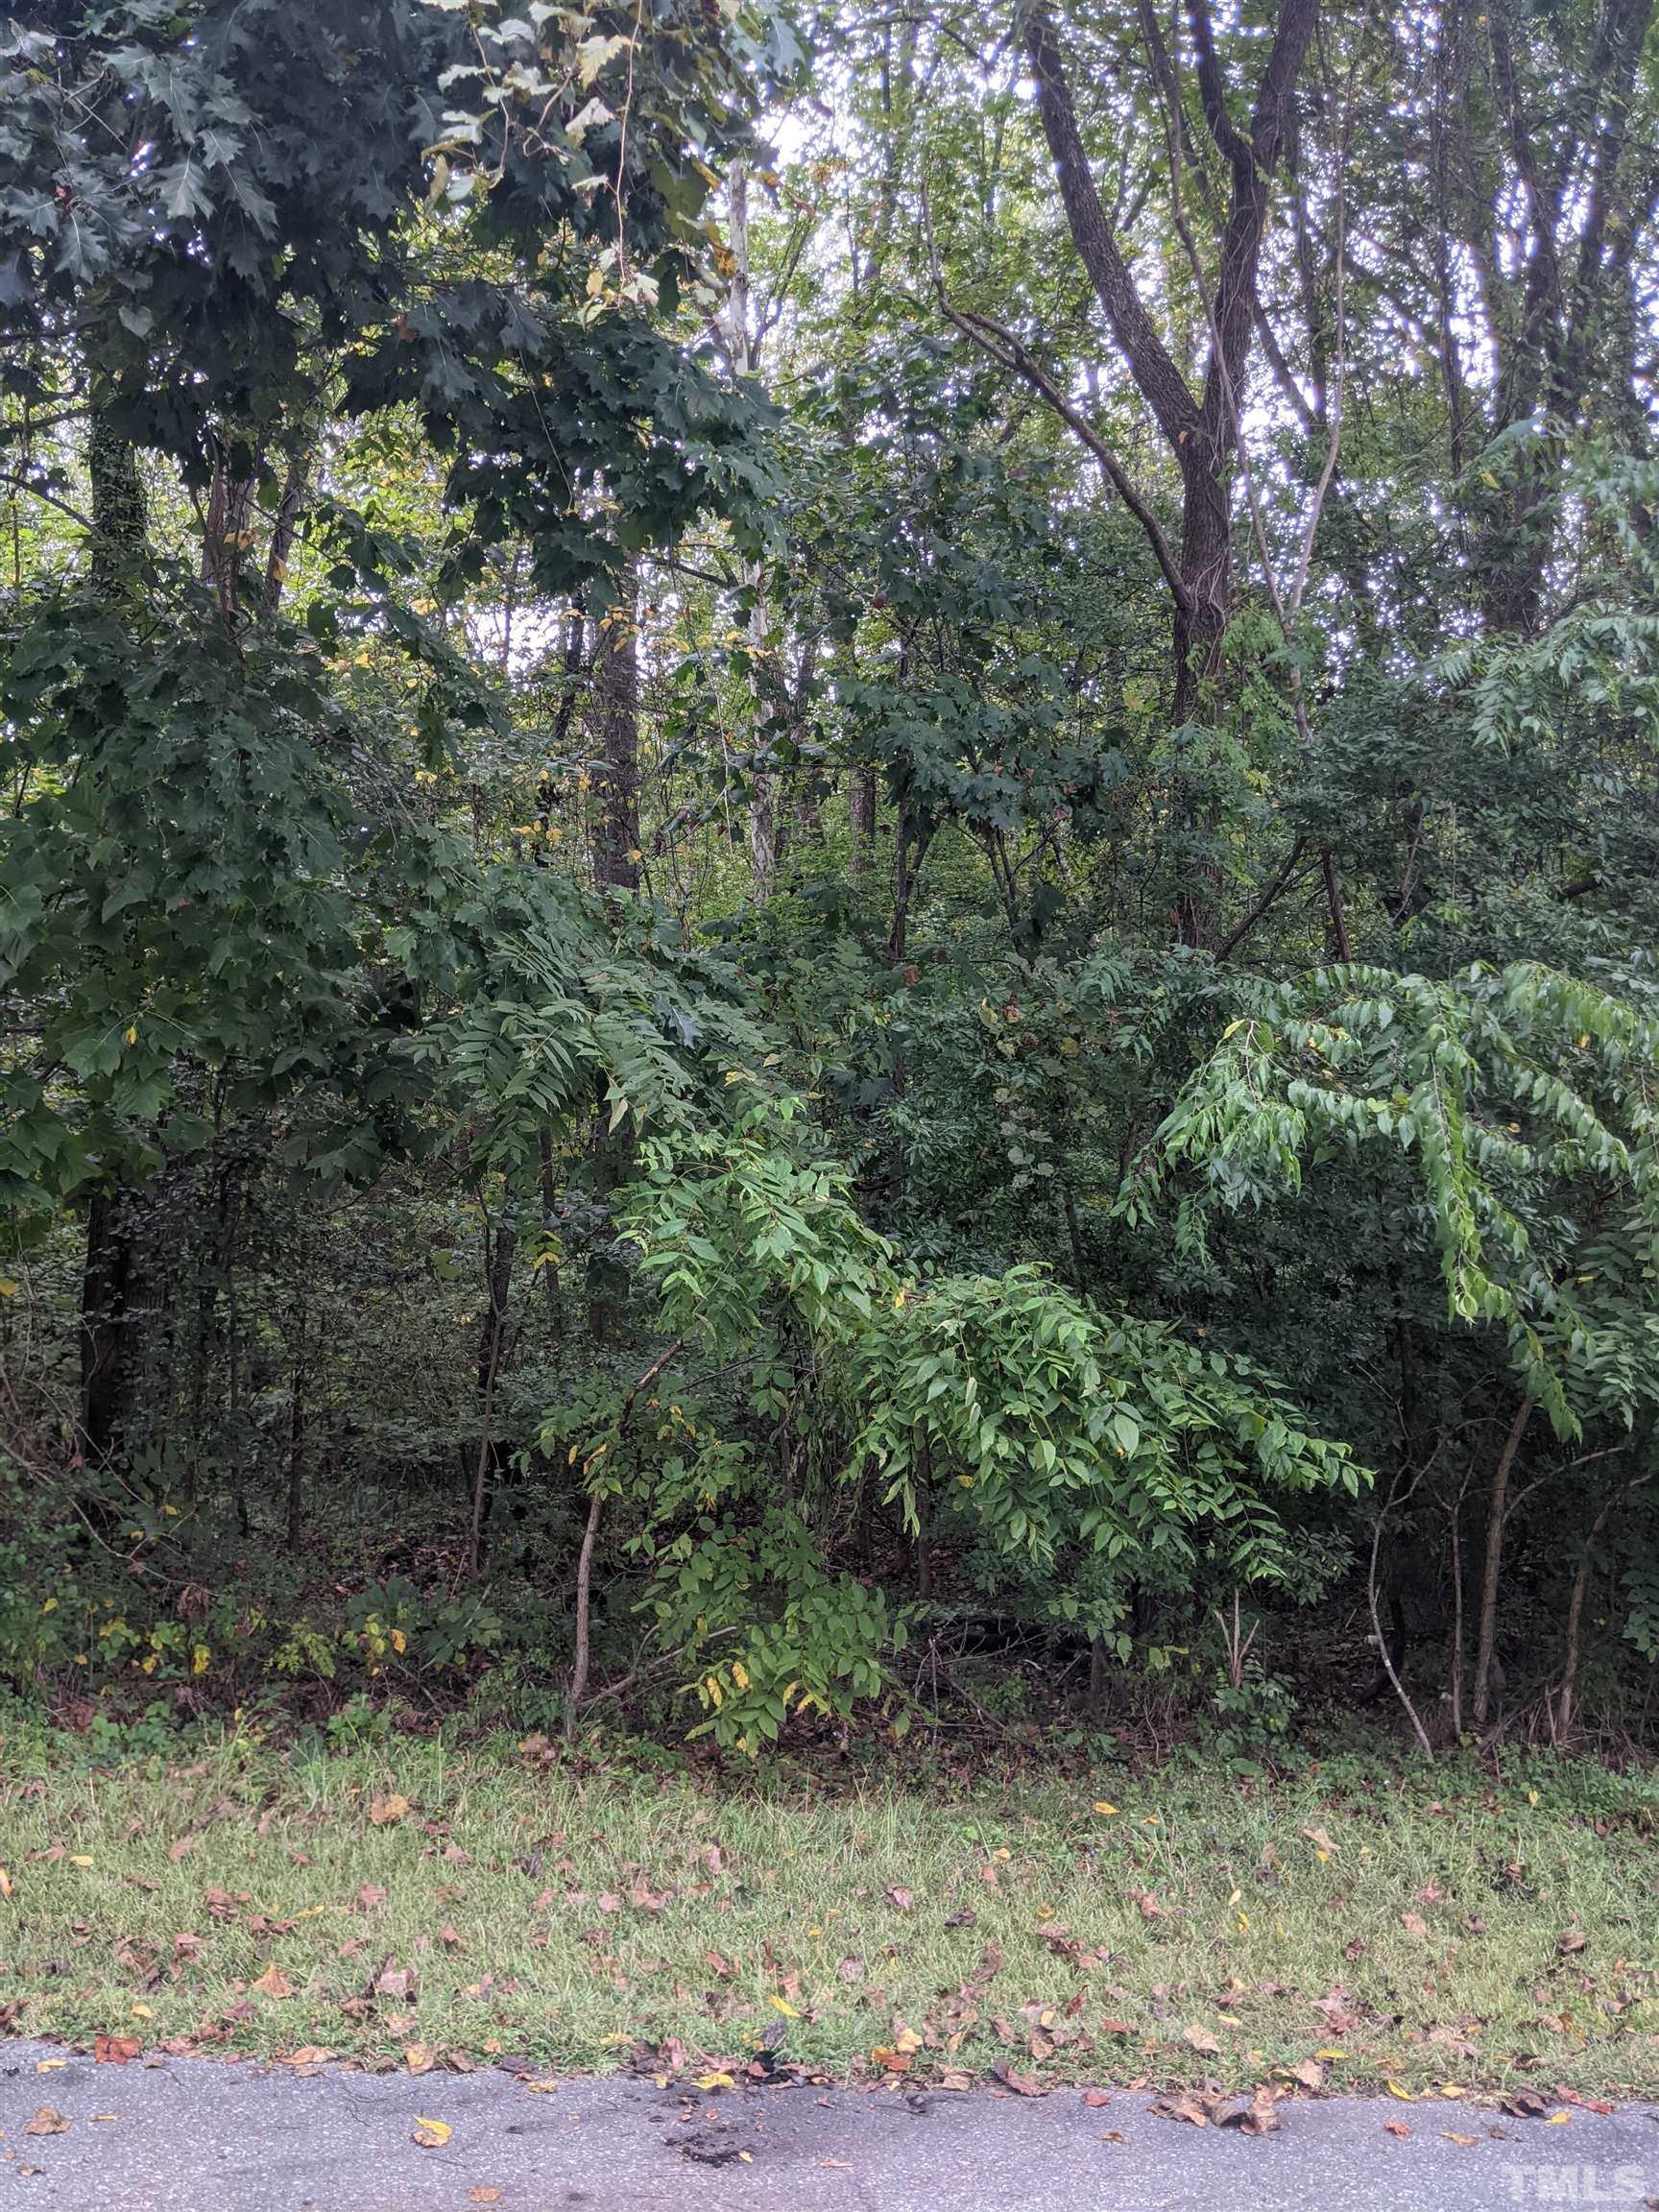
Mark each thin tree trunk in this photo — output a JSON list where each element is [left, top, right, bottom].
[[588, 567, 640, 1338], [1472, 1395, 1533, 1728], [566, 1490, 603, 1736], [286, 1308, 308, 1551], [1448, 1503, 1465, 1736], [79, 1190, 132, 1470], [850, 766, 878, 878], [565, 1335, 683, 1736], [591, 565, 640, 898], [465, 1316, 506, 1582], [465, 1197, 516, 1575], [77, 403, 148, 1468], [1369, 1481, 1435, 1756], [262, 440, 313, 618]]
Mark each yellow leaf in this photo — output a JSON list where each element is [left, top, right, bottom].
[[69, 1854, 93, 1867], [768, 1994, 800, 2017], [0, 1865, 11, 1899], [1093, 1802, 1118, 1817], [695, 2071, 735, 2090], [1546, 2111, 1573, 2126], [369, 1793, 411, 1826], [0, 1278, 16, 1299], [191, 1644, 210, 1675], [132, 2002, 153, 2020], [1313, 2048, 1347, 2060], [411, 2117, 451, 2149], [1386, 2081, 1415, 2102]]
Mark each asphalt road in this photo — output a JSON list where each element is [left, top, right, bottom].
[[0, 2041, 1654, 2212]]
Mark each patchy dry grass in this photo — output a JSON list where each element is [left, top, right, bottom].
[[0, 1722, 1654, 2099]]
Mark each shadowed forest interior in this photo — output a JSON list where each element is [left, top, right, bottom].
[[3, 0, 1659, 1773]]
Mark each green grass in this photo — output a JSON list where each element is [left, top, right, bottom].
[[1, 1720, 1655, 2099]]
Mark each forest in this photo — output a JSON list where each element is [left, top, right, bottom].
[[3, 0, 1658, 1777]]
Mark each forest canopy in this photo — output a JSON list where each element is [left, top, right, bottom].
[[2, 0, 1657, 1764]]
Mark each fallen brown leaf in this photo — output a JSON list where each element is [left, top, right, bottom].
[[1500, 2089, 1551, 2120], [1225, 2087, 1280, 2136], [23, 2108, 68, 2136], [1152, 2092, 1220, 2128]]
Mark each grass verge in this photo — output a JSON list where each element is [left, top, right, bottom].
[[0, 1721, 1654, 2099]]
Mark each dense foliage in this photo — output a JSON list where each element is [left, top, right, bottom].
[[3, 0, 1658, 1766]]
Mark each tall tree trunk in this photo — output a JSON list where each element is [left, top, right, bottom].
[[589, 565, 640, 1338], [1021, 0, 1319, 950], [465, 1206, 514, 1580], [1472, 1395, 1533, 1728], [464, 1196, 517, 1562], [590, 565, 640, 899], [77, 403, 149, 1467], [200, 449, 258, 630], [850, 766, 878, 878]]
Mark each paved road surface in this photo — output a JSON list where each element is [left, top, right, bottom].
[[1, 2041, 1654, 2211]]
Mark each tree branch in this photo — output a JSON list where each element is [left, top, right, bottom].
[[934, 287, 1190, 612], [1022, 1, 1199, 448]]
